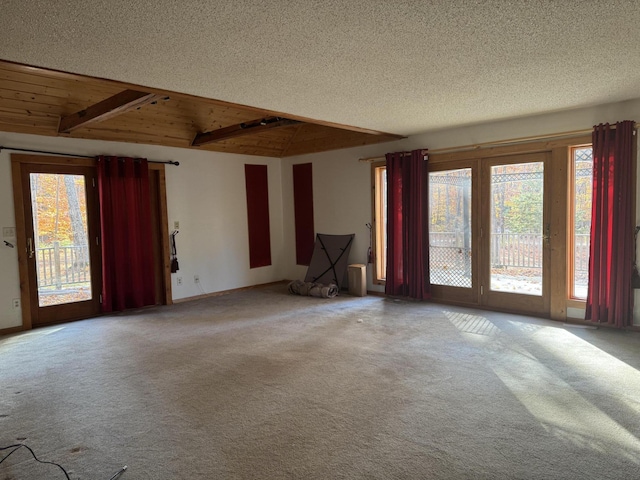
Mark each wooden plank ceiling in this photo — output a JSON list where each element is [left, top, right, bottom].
[[0, 60, 403, 158]]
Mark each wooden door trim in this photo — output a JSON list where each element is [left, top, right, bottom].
[[149, 164, 173, 305], [549, 147, 568, 320], [11, 157, 32, 330]]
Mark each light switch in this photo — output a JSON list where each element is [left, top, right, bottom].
[[3, 227, 15, 238]]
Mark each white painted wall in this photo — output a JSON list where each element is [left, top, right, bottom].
[[281, 98, 640, 324], [282, 143, 401, 287], [0, 132, 284, 330]]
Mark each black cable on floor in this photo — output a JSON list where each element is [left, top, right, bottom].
[[0, 443, 71, 479], [1, 443, 127, 479]]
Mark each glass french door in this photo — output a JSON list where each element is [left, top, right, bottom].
[[17, 162, 102, 326], [428, 162, 478, 304], [481, 153, 550, 315], [428, 153, 550, 316]]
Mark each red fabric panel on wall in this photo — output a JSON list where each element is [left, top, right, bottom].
[[244, 164, 272, 268], [293, 163, 315, 265]]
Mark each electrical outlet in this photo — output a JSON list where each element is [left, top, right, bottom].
[[194, 275, 200, 283], [174, 221, 179, 230], [3, 227, 15, 238], [176, 277, 183, 286], [12, 298, 20, 310]]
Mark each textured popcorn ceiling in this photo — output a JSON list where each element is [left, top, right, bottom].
[[1, 0, 640, 136]]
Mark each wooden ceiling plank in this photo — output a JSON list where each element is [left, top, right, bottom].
[[68, 123, 286, 157], [74, 128, 188, 147], [0, 122, 55, 137], [0, 89, 116, 116], [0, 109, 59, 129], [58, 90, 165, 133], [0, 68, 127, 101], [0, 96, 68, 116], [109, 106, 259, 132], [0, 59, 404, 157], [281, 124, 304, 157], [85, 123, 194, 143], [191, 117, 302, 146]]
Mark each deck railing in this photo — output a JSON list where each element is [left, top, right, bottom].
[[429, 232, 589, 275], [36, 242, 91, 289]]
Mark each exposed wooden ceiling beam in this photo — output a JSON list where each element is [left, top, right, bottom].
[[58, 90, 165, 133], [192, 117, 303, 146]]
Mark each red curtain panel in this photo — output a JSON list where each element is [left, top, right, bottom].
[[586, 121, 635, 327], [245, 164, 272, 268], [97, 156, 155, 312], [293, 163, 315, 265], [385, 149, 431, 300]]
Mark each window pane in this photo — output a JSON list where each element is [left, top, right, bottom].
[[30, 173, 92, 307], [572, 147, 592, 299], [374, 165, 387, 282], [429, 168, 472, 288], [490, 162, 544, 295]]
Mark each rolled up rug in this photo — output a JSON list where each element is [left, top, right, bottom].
[[288, 280, 339, 298]]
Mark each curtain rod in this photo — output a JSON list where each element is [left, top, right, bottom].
[[0, 146, 180, 165], [358, 123, 639, 163]]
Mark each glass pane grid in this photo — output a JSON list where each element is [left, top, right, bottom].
[[490, 162, 543, 296], [429, 169, 472, 288]]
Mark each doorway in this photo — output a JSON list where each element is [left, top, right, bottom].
[[428, 152, 550, 316], [11, 154, 171, 329], [480, 153, 550, 315]]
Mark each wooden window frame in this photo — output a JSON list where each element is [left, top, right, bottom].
[[371, 161, 386, 285], [567, 144, 593, 305]]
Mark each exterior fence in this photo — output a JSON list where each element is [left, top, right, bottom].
[[36, 242, 90, 289], [38, 234, 590, 291], [490, 233, 542, 268], [429, 232, 589, 280]]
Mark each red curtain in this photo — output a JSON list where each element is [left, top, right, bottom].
[[586, 121, 635, 327], [97, 156, 155, 313], [385, 149, 431, 300]]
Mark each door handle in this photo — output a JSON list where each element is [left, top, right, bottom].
[[542, 224, 550, 244], [27, 238, 34, 259]]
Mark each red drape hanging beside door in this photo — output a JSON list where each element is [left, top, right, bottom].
[[385, 149, 431, 300], [97, 156, 156, 313], [586, 121, 636, 327]]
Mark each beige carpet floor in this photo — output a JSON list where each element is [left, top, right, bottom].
[[1, 284, 640, 479]]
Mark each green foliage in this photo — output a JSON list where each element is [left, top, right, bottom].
[[503, 190, 543, 233]]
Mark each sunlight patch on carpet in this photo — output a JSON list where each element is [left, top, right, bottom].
[[491, 341, 640, 464], [444, 310, 501, 337]]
